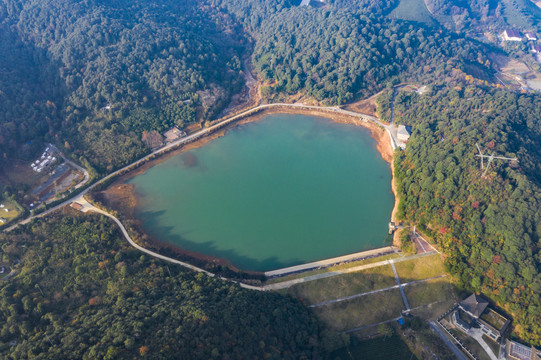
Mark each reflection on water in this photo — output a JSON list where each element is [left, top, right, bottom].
[[181, 152, 199, 168], [128, 113, 394, 271]]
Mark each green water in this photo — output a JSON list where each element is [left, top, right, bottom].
[[128, 114, 394, 271]]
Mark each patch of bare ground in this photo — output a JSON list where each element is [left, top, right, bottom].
[[91, 175, 262, 280], [344, 90, 383, 117], [95, 183, 137, 217]]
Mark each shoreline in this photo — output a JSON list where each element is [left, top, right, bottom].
[[94, 106, 399, 276]]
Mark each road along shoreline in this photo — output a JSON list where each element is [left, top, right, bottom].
[[265, 246, 398, 278], [92, 106, 398, 279], [6, 102, 402, 288]]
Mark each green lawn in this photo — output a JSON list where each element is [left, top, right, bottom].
[[394, 253, 446, 281], [480, 308, 508, 330], [501, 0, 541, 28], [450, 328, 492, 360], [287, 264, 397, 305], [312, 289, 405, 331], [264, 253, 401, 284], [404, 277, 457, 309], [0, 200, 23, 225], [389, 0, 436, 25]]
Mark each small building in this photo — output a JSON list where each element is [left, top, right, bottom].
[[397, 125, 412, 142], [459, 293, 489, 318], [503, 29, 522, 41], [0, 217, 6, 223], [70, 202, 83, 211], [506, 339, 541, 360], [525, 33, 537, 41], [454, 294, 511, 342], [163, 127, 187, 143], [0, 204, 4, 208], [530, 44, 541, 54], [4, 208, 9, 212]]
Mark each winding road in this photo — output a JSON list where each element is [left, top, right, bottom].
[[6, 102, 397, 233], [3, 102, 404, 291], [73, 197, 263, 291]]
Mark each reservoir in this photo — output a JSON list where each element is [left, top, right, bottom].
[[128, 114, 394, 272]]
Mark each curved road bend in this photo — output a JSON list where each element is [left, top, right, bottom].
[[74, 197, 263, 291], [49, 144, 90, 190], [6, 103, 396, 233], [71, 197, 438, 293]]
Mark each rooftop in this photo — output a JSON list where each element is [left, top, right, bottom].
[[70, 202, 83, 211], [459, 293, 489, 318], [507, 339, 541, 360], [397, 125, 411, 137], [504, 29, 522, 38]]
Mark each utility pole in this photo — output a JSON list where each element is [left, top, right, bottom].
[[475, 143, 518, 177]]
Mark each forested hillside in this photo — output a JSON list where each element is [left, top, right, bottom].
[[424, 0, 541, 32], [0, 0, 497, 173], [0, 0, 246, 172], [0, 215, 327, 359], [0, 23, 64, 164], [392, 83, 541, 344], [1, 0, 540, 349], [251, 10, 491, 103]]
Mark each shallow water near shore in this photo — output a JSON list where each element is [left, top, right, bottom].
[[128, 114, 394, 271]]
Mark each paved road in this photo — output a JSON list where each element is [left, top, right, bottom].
[[0, 269, 17, 282], [265, 246, 397, 277], [5, 102, 396, 233], [3, 101, 405, 291], [429, 321, 469, 360], [469, 328, 499, 360], [59, 195, 439, 292], [413, 230, 440, 254], [265, 251, 436, 290], [390, 259, 410, 310], [74, 196, 263, 291]]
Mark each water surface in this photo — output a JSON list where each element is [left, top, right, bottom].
[[129, 114, 394, 271]]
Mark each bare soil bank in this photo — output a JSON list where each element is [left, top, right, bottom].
[[94, 183, 260, 278], [94, 106, 398, 276]]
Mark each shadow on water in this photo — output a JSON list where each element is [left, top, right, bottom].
[[137, 208, 304, 272], [180, 152, 199, 168]]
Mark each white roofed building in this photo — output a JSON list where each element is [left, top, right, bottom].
[[503, 29, 522, 41], [525, 33, 537, 41], [397, 125, 411, 142]]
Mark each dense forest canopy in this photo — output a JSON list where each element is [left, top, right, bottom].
[[0, 23, 64, 162], [0, 0, 540, 350], [0, 215, 327, 359], [251, 10, 492, 103], [0, 0, 246, 171], [425, 0, 541, 32], [0, 0, 496, 172], [391, 83, 541, 344]]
